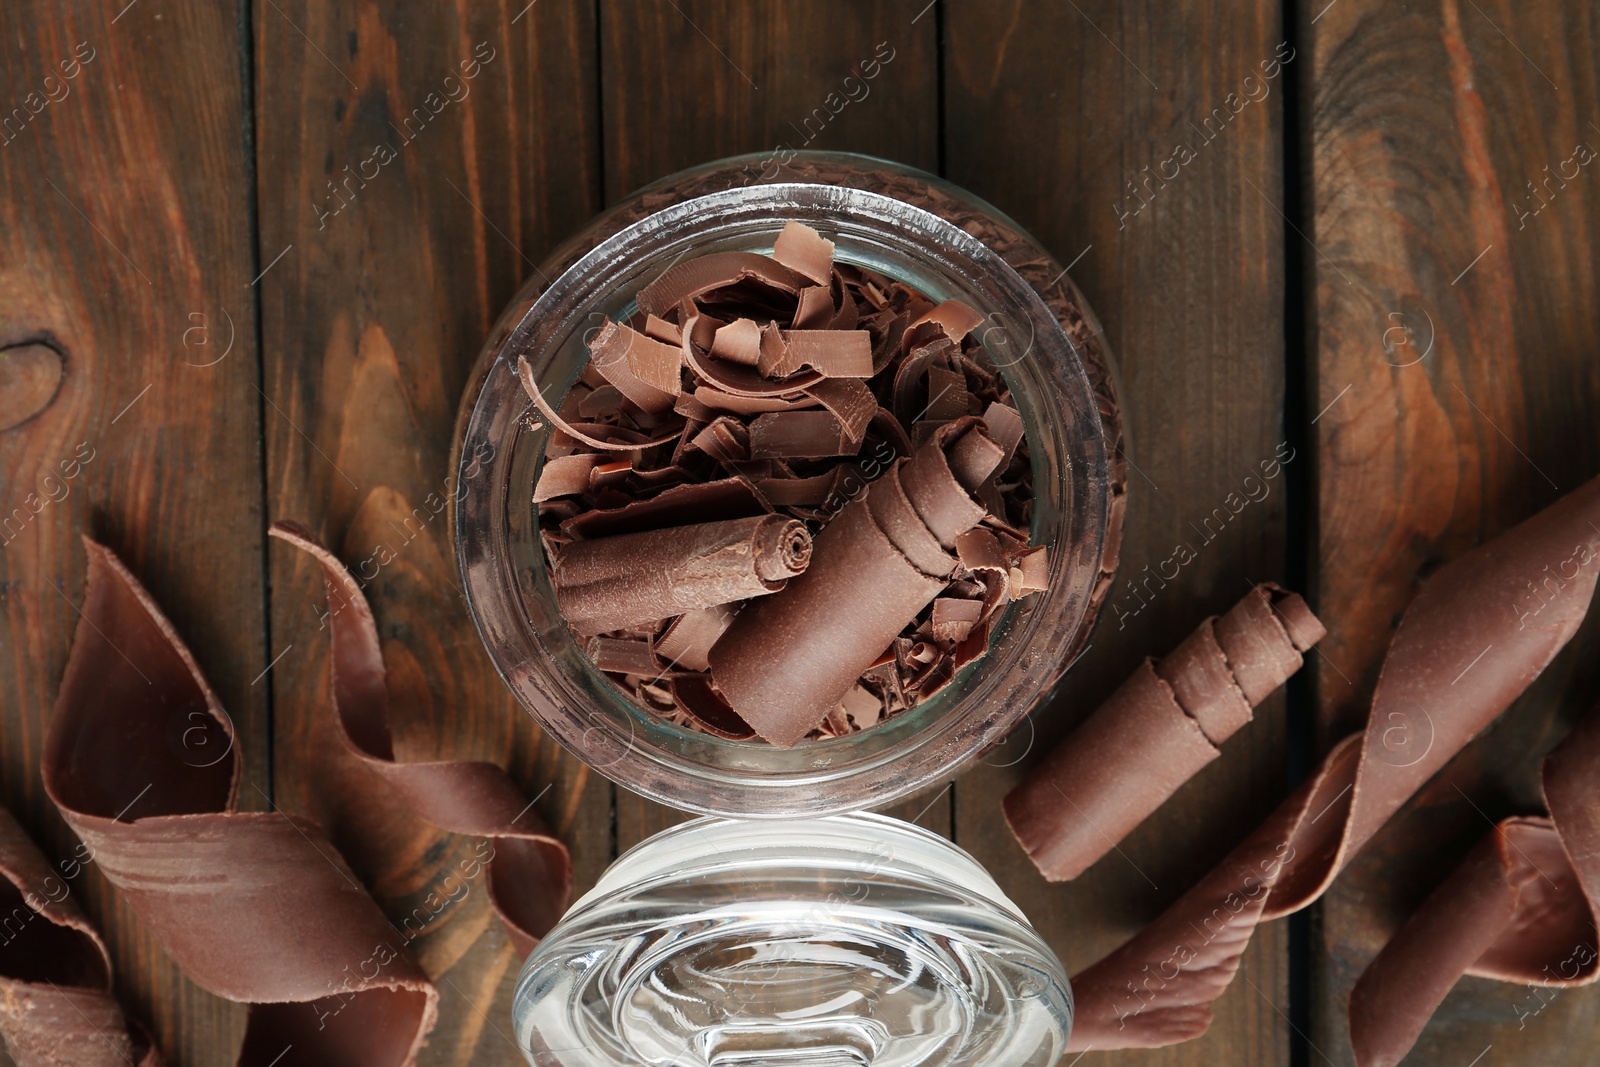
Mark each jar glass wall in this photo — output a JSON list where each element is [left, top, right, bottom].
[[454, 155, 1121, 816]]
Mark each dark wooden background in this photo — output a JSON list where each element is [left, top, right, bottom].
[[1, 1, 1596, 1064]]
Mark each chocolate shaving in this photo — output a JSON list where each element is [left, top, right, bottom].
[[642, 313, 681, 345], [637, 251, 806, 318], [913, 298, 986, 341], [670, 675, 756, 740], [748, 410, 853, 460], [587, 636, 660, 676], [586, 319, 682, 414], [867, 458, 959, 580], [762, 330, 874, 380], [560, 478, 764, 539], [520, 356, 682, 451], [981, 401, 1026, 465], [803, 378, 876, 448], [925, 365, 970, 422], [771, 219, 834, 285], [1010, 545, 1049, 597], [534, 453, 603, 502], [793, 285, 834, 328], [710, 318, 763, 366], [656, 604, 736, 672], [688, 386, 820, 416], [1060, 474, 1600, 1053], [552, 514, 812, 635], [840, 684, 884, 729], [756, 469, 843, 508], [1004, 584, 1322, 883], [931, 597, 984, 642], [682, 315, 823, 397]]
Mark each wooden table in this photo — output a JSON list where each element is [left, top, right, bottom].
[[2, 2, 1597, 1064]]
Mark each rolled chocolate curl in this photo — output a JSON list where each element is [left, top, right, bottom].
[[1004, 583, 1325, 882], [708, 421, 997, 746], [553, 514, 812, 636], [1063, 474, 1600, 1053]]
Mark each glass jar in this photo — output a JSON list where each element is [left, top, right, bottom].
[[512, 812, 1073, 1067], [454, 153, 1123, 817]]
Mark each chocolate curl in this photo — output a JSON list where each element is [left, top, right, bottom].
[[0, 807, 160, 1067], [550, 515, 812, 636], [771, 219, 834, 285], [518, 355, 683, 452], [1065, 474, 1600, 1051], [1004, 584, 1324, 882], [269, 521, 572, 958], [1348, 698, 1600, 1067], [43, 536, 438, 1066], [636, 250, 806, 318], [708, 420, 997, 746]]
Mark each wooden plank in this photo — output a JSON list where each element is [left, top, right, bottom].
[[0, 2, 264, 1062], [945, 2, 1293, 1063], [1306, 1, 1600, 1062], [253, 3, 602, 1064], [600, 0, 945, 849]]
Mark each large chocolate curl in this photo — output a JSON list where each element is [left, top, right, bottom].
[[1063, 474, 1600, 1053], [269, 522, 572, 959], [43, 537, 438, 1066], [708, 418, 1001, 746], [1004, 584, 1324, 881], [1349, 696, 1600, 1067], [0, 806, 159, 1067], [551, 514, 812, 636]]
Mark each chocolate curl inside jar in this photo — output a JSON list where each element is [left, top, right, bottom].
[[1348, 697, 1600, 1067], [1063, 474, 1600, 1053], [708, 418, 1001, 747], [1004, 584, 1325, 882], [552, 514, 812, 636]]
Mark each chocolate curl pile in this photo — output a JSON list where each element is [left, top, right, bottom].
[[269, 521, 572, 957], [1004, 584, 1325, 882], [526, 220, 1046, 744], [0, 806, 159, 1067], [1064, 473, 1600, 1053], [43, 537, 438, 1066], [1349, 696, 1600, 1067]]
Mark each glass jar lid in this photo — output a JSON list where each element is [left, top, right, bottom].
[[513, 812, 1072, 1066]]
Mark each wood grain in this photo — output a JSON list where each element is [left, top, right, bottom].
[[1307, 0, 1600, 1062], [945, 2, 1294, 1063], [2, 2, 1593, 1064], [253, 2, 603, 1064], [599, 0, 946, 850], [0, 1, 265, 1063]]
